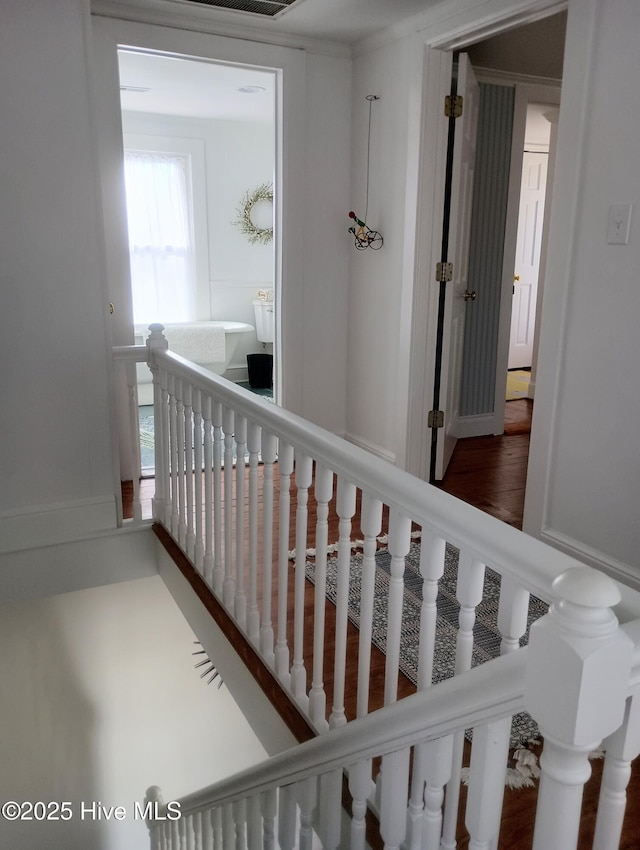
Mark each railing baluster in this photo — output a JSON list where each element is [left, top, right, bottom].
[[329, 476, 357, 728], [385, 511, 412, 706], [407, 736, 453, 849], [260, 432, 277, 665], [308, 464, 333, 732], [202, 394, 214, 586], [441, 551, 486, 850], [497, 574, 531, 655], [233, 799, 247, 850], [298, 776, 316, 850], [317, 769, 342, 850], [261, 788, 277, 850], [168, 373, 179, 537], [192, 389, 204, 572], [212, 400, 224, 595], [147, 325, 169, 524], [176, 378, 187, 548], [465, 717, 512, 850], [170, 817, 180, 849], [593, 693, 640, 850], [417, 530, 446, 689], [193, 811, 202, 850], [234, 414, 248, 629], [357, 492, 383, 718], [275, 441, 294, 687], [203, 807, 213, 850], [212, 806, 223, 850], [379, 746, 411, 850], [247, 794, 262, 850], [183, 383, 195, 559], [186, 812, 196, 850], [278, 783, 296, 850], [223, 406, 236, 610], [246, 421, 262, 645], [292, 452, 313, 710], [223, 803, 234, 848], [348, 758, 372, 850]]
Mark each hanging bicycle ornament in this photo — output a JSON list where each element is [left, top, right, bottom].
[[348, 94, 383, 251], [348, 211, 383, 250]]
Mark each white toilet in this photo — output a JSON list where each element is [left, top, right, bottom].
[[253, 299, 275, 344]]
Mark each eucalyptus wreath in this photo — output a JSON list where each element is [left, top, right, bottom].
[[233, 182, 274, 245]]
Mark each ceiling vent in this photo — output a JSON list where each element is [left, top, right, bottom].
[[182, 0, 300, 17]]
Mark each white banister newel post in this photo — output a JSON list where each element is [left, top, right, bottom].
[[146, 325, 168, 523], [143, 785, 163, 848], [524, 566, 634, 850]]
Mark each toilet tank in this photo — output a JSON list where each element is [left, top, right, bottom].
[[253, 300, 275, 343]]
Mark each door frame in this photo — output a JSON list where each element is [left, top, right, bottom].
[[90, 14, 306, 478], [404, 0, 566, 481], [493, 81, 560, 435]]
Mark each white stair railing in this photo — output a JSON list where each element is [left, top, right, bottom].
[[143, 584, 640, 850], [113, 328, 640, 849]]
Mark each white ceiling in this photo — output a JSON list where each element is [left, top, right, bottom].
[[156, 0, 441, 45], [117, 5, 565, 124], [118, 50, 275, 122]]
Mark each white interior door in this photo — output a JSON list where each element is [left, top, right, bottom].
[[435, 54, 480, 480], [508, 151, 548, 370]]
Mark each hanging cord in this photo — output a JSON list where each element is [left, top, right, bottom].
[[363, 94, 379, 224]]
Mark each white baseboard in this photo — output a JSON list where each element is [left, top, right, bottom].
[[541, 527, 640, 595], [343, 432, 396, 464], [0, 525, 157, 607], [0, 496, 118, 555], [454, 413, 496, 438]]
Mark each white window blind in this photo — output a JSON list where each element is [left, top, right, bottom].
[[124, 151, 195, 325]]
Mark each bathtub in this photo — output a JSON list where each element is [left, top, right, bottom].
[[135, 320, 255, 404]]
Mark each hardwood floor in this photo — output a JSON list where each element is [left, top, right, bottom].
[[436, 399, 533, 529], [123, 396, 640, 848]]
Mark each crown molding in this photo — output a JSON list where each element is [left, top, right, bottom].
[[91, 0, 352, 58], [472, 65, 562, 89], [353, 0, 567, 58]]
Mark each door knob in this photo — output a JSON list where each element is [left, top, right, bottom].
[[463, 290, 477, 302], [513, 275, 520, 282]]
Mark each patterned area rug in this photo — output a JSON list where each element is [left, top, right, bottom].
[[305, 543, 548, 754], [506, 369, 531, 400]]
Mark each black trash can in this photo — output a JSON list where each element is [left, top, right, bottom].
[[247, 352, 273, 389]]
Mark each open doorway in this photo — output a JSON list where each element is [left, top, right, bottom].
[[116, 50, 277, 472], [432, 12, 565, 523]]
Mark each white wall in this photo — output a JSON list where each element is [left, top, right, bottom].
[[0, 0, 117, 548], [0, 575, 267, 850], [346, 35, 417, 462], [525, 0, 640, 581], [123, 111, 275, 374]]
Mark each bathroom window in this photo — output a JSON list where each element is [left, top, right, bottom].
[[124, 150, 196, 325]]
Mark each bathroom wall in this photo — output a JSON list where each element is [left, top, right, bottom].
[[122, 111, 275, 377]]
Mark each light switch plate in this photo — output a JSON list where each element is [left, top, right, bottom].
[[607, 204, 632, 245]]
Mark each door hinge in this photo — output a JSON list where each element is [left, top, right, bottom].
[[444, 94, 463, 119], [428, 410, 444, 429], [436, 261, 453, 282]]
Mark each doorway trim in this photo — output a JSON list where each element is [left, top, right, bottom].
[[91, 14, 306, 478], [404, 0, 567, 481]]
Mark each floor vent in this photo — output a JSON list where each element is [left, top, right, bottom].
[[182, 0, 300, 17]]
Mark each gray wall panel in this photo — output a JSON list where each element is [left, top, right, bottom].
[[459, 84, 515, 417]]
